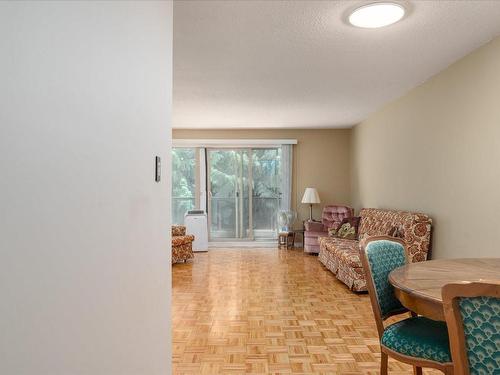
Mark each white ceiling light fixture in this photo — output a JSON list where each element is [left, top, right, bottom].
[[349, 2, 405, 28]]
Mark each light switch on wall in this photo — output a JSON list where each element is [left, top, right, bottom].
[[155, 156, 161, 182]]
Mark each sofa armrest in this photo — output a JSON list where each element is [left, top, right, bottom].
[[304, 221, 325, 232]]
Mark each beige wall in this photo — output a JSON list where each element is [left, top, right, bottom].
[[174, 129, 352, 225], [352, 37, 500, 259]]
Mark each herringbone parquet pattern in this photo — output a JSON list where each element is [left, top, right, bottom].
[[172, 248, 441, 374]]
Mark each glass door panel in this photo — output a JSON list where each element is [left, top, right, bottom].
[[171, 147, 196, 225], [251, 148, 281, 239], [208, 149, 251, 240]]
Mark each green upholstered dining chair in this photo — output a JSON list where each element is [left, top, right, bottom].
[[442, 281, 500, 375], [360, 236, 454, 375]]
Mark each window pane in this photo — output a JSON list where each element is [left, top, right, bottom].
[[172, 148, 196, 224]]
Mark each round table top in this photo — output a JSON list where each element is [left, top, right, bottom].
[[389, 258, 500, 304]]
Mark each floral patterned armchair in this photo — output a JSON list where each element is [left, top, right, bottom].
[[304, 205, 354, 253], [172, 225, 194, 264]]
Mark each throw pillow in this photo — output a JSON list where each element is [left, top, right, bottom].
[[388, 225, 405, 239], [336, 217, 361, 240], [328, 222, 341, 237]]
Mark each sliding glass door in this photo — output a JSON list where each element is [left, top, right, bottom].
[[172, 145, 286, 241], [208, 148, 281, 241], [208, 149, 251, 240]]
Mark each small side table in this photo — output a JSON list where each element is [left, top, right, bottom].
[[278, 231, 295, 249], [293, 229, 305, 248]]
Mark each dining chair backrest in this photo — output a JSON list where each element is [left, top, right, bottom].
[[360, 236, 408, 337], [442, 281, 500, 375]]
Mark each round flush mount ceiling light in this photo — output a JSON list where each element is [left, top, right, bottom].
[[348, 2, 405, 28]]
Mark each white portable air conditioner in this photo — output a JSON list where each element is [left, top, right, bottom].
[[184, 210, 208, 252]]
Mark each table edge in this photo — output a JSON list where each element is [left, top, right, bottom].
[[388, 266, 443, 304], [389, 258, 500, 304]]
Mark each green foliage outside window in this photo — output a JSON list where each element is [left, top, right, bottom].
[[172, 148, 196, 224], [171, 147, 283, 234]]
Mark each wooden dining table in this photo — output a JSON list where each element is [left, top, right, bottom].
[[389, 258, 500, 321]]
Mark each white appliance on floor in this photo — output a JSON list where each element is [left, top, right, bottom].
[[184, 210, 208, 252]]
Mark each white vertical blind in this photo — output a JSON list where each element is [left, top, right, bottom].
[[199, 148, 207, 212]]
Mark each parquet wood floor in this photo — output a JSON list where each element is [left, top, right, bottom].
[[172, 248, 441, 375]]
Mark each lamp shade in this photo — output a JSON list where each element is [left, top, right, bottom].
[[301, 188, 320, 204]]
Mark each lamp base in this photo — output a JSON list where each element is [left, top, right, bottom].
[[309, 204, 313, 221]]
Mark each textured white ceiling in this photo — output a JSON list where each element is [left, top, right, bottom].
[[173, 1, 500, 129]]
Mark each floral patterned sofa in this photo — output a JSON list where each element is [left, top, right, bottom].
[[318, 208, 432, 292], [172, 225, 194, 264]]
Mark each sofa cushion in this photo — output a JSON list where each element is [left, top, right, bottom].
[[319, 237, 361, 266], [319, 237, 367, 291], [335, 242, 363, 269], [320, 237, 358, 254]]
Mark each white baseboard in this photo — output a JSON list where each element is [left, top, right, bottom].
[[208, 241, 304, 249], [209, 241, 276, 248]]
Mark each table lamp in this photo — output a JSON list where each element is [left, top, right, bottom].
[[301, 187, 320, 221]]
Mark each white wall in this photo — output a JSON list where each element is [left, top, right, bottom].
[[0, 2, 172, 374]]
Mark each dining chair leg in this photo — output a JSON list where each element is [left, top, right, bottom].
[[413, 366, 422, 375], [380, 352, 388, 375]]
